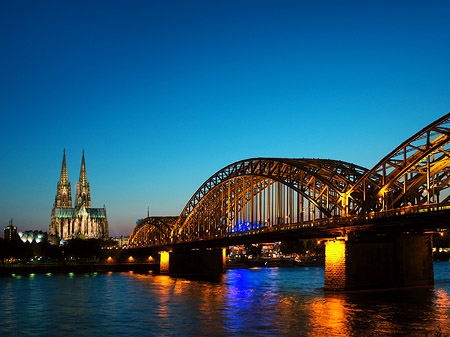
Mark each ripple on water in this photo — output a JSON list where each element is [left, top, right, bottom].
[[0, 265, 449, 336]]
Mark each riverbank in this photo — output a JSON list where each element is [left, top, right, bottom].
[[0, 262, 159, 276], [2, 252, 446, 276], [434, 251, 450, 261], [0, 258, 325, 276]]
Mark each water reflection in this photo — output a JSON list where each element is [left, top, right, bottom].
[[304, 286, 450, 336], [0, 265, 449, 336], [308, 296, 349, 336], [223, 268, 282, 335], [432, 288, 450, 332]]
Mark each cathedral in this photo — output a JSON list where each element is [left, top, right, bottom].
[[49, 150, 109, 240]]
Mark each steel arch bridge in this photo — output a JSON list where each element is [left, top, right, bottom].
[[129, 217, 178, 247], [128, 112, 450, 247]]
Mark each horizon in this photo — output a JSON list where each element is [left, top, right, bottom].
[[1, 1, 450, 237]]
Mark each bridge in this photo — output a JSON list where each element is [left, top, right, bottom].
[[128, 112, 450, 290]]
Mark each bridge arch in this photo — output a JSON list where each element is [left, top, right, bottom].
[[128, 216, 178, 247], [347, 112, 450, 214], [128, 112, 450, 248], [172, 158, 369, 242]]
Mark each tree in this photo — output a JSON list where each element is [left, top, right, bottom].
[[63, 239, 102, 259]]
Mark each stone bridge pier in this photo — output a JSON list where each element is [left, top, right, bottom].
[[159, 248, 226, 275], [324, 234, 434, 291]]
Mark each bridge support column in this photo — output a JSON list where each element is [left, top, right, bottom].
[[159, 248, 226, 275], [324, 234, 434, 291]]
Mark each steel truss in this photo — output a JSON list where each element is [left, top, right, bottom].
[[128, 216, 177, 247], [347, 112, 450, 214], [171, 158, 368, 242], [128, 112, 450, 247]]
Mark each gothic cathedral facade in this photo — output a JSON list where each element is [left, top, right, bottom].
[[49, 150, 109, 240]]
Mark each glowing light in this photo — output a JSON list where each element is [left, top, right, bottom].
[[107, 256, 113, 262], [244, 221, 251, 231], [69, 272, 75, 278], [160, 251, 170, 274], [147, 256, 154, 262], [230, 221, 259, 233], [325, 240, 347, 291], [325, 240, 346, 265], [128, 256, 134, 262], [222, 248, 227, 269]]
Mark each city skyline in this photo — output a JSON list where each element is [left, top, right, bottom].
[[1, 1, 450, 237]]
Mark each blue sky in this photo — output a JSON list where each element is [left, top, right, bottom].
[[1, 1, 450, 237]]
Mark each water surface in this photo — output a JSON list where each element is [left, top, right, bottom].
[[1, 262, 450, 336]]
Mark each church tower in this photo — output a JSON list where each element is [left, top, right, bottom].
[[75, 150, 91, 208], [54, 149, 72, 208], [50, 149, 108, 240]]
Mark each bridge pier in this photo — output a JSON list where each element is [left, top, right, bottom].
[[324, 234, 434, 291], [159, 248, 226, 275]]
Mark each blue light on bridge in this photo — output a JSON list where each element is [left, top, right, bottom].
[[229, 221, 260, 233], [244, 221, 251, 231]]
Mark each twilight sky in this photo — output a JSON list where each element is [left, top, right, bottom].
[[1, 1, 450, 237]]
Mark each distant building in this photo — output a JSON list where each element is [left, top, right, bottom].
[[115, 235, 130, 247], [49, 150, 109, 240], [18, 230, 60, 246], [18, 230, 46, 244], [4, 219, 18, 241]]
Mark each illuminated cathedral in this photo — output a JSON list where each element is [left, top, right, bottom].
[[49, 150, 109, 240]]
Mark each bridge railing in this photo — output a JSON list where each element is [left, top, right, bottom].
[[130, 203, 450, 247], [176, 216, 354, 244], [174, 202, 450, 245], [360, 202, 450, 222]]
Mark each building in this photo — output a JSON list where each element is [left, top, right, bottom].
[[110, 235, 130, 247], [4, 219, 18, 241], [18, 230, 60, 245], [49, 150, 109, 240]]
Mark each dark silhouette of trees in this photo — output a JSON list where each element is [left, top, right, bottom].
[[0, 238, 33, 260], [63, 239, 102, 259]]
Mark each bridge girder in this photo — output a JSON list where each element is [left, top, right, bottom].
[[172, 158, 369, 241]]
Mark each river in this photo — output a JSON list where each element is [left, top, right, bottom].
[[1, 262, 450, 336]]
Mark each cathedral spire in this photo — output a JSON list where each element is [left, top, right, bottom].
[[79, 149, 87, 186], [54, 149, 72, 208], [60, 149, 69, 185], [75, 150, 91, 208]]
